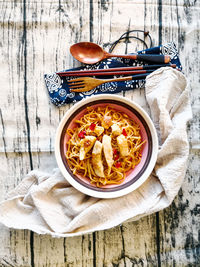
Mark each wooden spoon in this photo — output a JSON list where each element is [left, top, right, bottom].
[[70, 42, 171, 64]]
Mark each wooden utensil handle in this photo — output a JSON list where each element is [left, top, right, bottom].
[[56, 64, 176, 76], [105, 76, 133, 83], [103, 73, 149, 83], [59, 70, 152, 77]]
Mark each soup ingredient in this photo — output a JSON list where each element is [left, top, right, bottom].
[[122, 128, 127, 136], [88, 125, 104, 136], [89, 123, 96, 131], [102, 115, 112, 129], [94, 125, 104, 136], [113, 148, 120, 161], [79, 136, 96, 160], [111, 123, 121, 136], [102, 135, 114, 174], [117, 134, 129, 157], [78, 130, 86, 139], [115, 162, 121, 168], [92, 141, 104, 177]]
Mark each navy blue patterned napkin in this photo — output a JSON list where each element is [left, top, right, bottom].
[[44, 42, 181, 106]]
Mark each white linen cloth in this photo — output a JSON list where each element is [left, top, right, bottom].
[[0, 67, 192, 237]]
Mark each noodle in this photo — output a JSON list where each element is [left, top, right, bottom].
[[66, 106, 146, 187]]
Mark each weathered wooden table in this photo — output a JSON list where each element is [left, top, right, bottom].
[[0, 0, 199, 266]]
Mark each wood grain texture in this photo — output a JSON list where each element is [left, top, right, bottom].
[[0, 0, 199, 266], [0, 1, 32, 266], [157, 1, 200, 266]]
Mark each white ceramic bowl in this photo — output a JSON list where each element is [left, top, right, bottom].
[[55, 94, 158, 198]]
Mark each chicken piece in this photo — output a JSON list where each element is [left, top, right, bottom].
[[101, 115, 112, 129], [92, 141, 104, 177], [117, 134, 129, 157], [102, 135, 114, 174], [111, 123, 122, 136], [79, 136, 96, 160], [88, 125, 104, 136], [94, 125, 104, 136]]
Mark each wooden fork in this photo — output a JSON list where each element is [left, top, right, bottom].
[[68, 74, 149, 92]]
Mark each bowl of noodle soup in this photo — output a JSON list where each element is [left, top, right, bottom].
[[55, 94, 158, 198]]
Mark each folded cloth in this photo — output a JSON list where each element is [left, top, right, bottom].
[[44, 42, 182, 106], [0, 67, 192, 237]]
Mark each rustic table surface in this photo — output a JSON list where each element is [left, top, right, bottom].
[[0, 0, 199, 266]]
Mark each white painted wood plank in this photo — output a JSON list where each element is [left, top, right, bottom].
[[154, 1, 200, 266], [0, 0, 32, 265]]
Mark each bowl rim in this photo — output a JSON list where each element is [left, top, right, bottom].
[[55, 94, 158, 199]]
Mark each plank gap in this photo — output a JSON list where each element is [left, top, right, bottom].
[[156, 212, 161, 267]]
